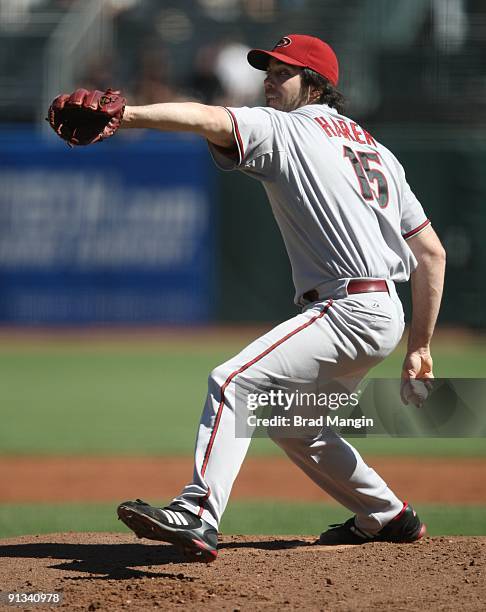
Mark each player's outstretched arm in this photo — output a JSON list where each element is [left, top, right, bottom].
[[47, 90, 236, 149], [122, 103, 235, 149], [401, 225, 446, 404]]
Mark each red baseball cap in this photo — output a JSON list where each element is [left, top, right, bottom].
[[247, 34, 339, 87]]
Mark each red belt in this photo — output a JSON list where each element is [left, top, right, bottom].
[[302, 279, 389, 303]]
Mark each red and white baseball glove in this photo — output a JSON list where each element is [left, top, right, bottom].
[[47, 88, 126, 146]]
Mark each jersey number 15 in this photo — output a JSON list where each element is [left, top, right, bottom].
[[343, 145, 389, 208]]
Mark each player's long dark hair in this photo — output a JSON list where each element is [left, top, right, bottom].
[[301, 68, 346, 114]]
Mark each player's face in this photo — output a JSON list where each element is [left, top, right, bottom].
[[264, 59, 306, 111]]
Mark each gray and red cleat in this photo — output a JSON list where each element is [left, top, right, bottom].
[[117, 499, 218, 562], [317, 502, 426, 545]]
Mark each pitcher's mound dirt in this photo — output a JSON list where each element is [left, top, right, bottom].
[[0, 533, 484, 611]]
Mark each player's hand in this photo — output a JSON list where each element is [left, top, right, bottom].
[[400, 348, 434, 408]]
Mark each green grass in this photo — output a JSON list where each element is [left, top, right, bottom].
[[0, 501, 484, 539], [221, 502, 486, 537], [0, 350, 219, 455], [349, 437, 486, 457], [0, 337, 485, 456]]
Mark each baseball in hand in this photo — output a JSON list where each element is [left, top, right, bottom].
[[400, 379, 431, 408]]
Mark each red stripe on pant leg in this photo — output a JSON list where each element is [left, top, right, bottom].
[[197, 487, 211, 518], [197, 300, 333, 514]]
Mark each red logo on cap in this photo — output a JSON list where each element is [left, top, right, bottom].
[[273, 36, 292, 49]]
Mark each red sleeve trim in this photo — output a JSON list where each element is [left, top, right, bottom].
[[403, 219, 431, 240], [225, 108, 244, 165]]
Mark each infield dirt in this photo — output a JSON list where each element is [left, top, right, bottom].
[[1, 455, 485, 610], [0, 533, 485, 611]]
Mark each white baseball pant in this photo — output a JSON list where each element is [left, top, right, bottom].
[[174, 283, 405, 534]]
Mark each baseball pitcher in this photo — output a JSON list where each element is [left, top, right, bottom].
[[49, 34, 446, 562]]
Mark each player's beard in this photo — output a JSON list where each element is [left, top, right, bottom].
[[266, 87, 313, 112]]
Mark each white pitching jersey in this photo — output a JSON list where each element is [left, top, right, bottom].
[[209, 104, 430, 304]]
